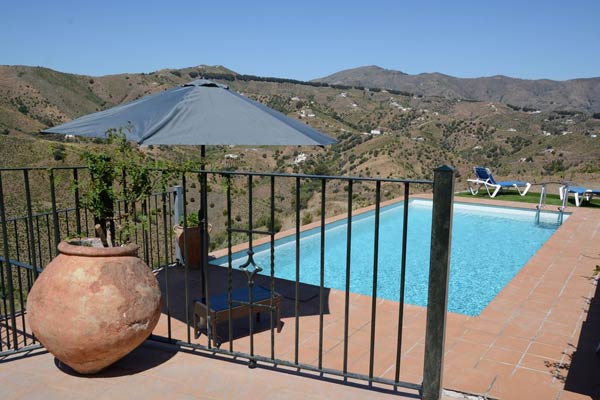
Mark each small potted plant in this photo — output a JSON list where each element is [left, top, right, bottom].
[[27, 129, 164, 374], [174, 211, 212, 269]]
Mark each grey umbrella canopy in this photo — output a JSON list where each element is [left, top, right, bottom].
[[42, 79, 336, 146]]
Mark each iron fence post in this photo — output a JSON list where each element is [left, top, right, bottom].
[[73, 168, 82, 236], [422, 165, 454, 400], [172, 185, 184, 263], [49, 169, 60, 256], [23, 170, 39, 279]]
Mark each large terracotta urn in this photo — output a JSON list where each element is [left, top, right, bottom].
[[174, 225, 211, 269], [27, 240, 162, 374]]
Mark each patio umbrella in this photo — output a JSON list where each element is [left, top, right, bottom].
[[41, 79, 336, 336], [42, 79, 335, 146]]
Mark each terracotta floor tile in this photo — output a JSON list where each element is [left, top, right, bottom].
[[517, 301, 551, 317], [479, 304, 514, 321], [403, 342, 425, 360], [493, 335, 531, 352], [15, 386, 88, 400], [535, 331, 574, 348], [462, 317, 506, 335], [444, 341, 488, 369], [459, 329, 498, 346], [527, 341, 568, 360], [513, 366, 558, 386], [474, 358, 515, 378], [547, 310, 584, 326], [347, 350, 396, 378], [541, 321, 577, 338], [489, 370, 560, 400], [483, 346, 524, 365], [397, 355, 424, 378], [559, 389, 597, 400], [519, 353, 563, 374], [444, 367, 494, 395], [502, 318, 543, 339]]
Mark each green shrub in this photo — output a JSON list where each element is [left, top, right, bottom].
[[49, 143, 66, 161], [180, 212, 200, 228], [302, 212, 313, 225]]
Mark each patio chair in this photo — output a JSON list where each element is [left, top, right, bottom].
[[467, 167, 531, 198], [559, 185, 600, 207], [193, 285, 282, 346]]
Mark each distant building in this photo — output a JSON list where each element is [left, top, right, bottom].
[[370, 129, 381, 135], [293, 153, 307, 165], [390, 102, 411, 111]]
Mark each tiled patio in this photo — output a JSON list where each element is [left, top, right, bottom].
[[440, 197, 600, 399], [1, 196, 599, 399]]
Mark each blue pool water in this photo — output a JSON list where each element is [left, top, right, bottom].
[[214, 199, 565, 316]]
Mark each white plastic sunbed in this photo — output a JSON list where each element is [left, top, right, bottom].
[[467, 166, 531, 198], [559, 185, 600, 207]]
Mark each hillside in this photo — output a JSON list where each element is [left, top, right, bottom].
[[314, 66, 600, 113], [1, 64, 600, 196]]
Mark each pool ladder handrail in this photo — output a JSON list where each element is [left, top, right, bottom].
[[534, 181, 569, 225]]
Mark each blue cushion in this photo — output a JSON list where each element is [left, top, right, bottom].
[[568, 186, 591, 195], [195, 286, 274, 312], [567, 187, 600, 196], [498, 181, 528, 187]]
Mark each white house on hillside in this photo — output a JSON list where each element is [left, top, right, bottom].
[[293, 153, 307, 165]]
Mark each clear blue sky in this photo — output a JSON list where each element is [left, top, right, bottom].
[[2, 0, 599, 81]]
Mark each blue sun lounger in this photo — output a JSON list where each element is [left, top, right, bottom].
[[559, 185, 600, 207], [467, 167, 531, 198]]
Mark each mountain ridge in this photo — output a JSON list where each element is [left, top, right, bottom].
[[314, 65, 600, 113]]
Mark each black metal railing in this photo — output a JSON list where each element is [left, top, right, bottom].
[[0, 165, 454, 400]]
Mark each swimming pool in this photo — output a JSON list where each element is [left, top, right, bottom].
[[214, 199, 567, 316]]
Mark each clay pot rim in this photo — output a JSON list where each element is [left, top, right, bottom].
[[173, 224, 213, 233], [58, 240, 139, 257]]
